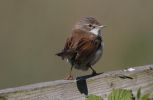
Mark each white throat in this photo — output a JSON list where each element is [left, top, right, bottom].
[[90, 28, 100, 36]]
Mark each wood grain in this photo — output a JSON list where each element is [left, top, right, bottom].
[[0, 65, 153, 100]]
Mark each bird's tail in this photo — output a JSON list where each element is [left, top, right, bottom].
[[56, 50, 76, 60], [56, 52, 66, 60]]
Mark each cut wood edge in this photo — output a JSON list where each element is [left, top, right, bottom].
[[0, 64, 152, 100]]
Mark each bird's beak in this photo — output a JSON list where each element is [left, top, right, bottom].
[[99, 25, 107, 28]]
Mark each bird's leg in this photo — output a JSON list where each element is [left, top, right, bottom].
[[69, 66, 73, 76], [89, 66, 97, 75], [65, 66, 74, 80]]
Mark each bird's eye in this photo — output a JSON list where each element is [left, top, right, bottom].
[[88, 24, 92, 27]]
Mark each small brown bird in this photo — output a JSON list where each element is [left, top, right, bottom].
[[56, 17, 106, 79]]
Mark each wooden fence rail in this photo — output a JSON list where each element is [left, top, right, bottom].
[[0, 65, 153, 100]]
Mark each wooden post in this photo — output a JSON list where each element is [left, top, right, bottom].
[[0, 65, 153, 100]]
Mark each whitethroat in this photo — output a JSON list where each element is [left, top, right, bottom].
[[56, 17, 106, 80]]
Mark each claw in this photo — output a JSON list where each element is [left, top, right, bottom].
[[65, 74, 74, 80]]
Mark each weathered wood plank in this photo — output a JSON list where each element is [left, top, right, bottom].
[[0, 65, 153, 100]]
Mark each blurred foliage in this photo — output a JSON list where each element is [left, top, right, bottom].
[[108, 88, 133, 100], [136, 88, 150, 100], [86, 88, 150, 100], [86, 94, 102, 100]]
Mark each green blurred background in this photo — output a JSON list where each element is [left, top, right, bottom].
[[0, 0, 153, 89]]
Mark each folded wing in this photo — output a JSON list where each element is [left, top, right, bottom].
[[56, 29, 101, 66]]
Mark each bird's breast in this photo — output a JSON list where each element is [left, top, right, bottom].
[[90, 43, 103, 65]]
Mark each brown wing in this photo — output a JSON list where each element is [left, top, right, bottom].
[[64, 29, 101, 63], [64, 29, 99, 49], [56, 30, 81, 59], [75, 37, 101, 64], [57, 29, 101, 64]]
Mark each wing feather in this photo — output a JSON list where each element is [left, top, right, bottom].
[[57, 29, 101, 65]]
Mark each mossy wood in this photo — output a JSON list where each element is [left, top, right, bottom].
[[0, 65, 153, 100]]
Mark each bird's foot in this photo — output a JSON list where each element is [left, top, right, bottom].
[[91, 71, 103, 76], [92, 72, 97, 76], [65, 74, 74, 80], [91, 70, 97, 76]]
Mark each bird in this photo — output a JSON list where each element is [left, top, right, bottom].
[[56, 17, 106, 80]]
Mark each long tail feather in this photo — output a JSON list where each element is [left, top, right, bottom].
[[56, 50, 77, 60], [56, 52, 65, 60]]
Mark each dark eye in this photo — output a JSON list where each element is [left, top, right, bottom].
[[88, 24, 92, 27]]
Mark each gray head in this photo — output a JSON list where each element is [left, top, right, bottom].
[[74, 17, 105, 36]]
